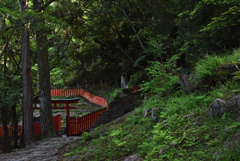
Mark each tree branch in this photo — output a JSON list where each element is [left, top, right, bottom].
[[38, 0, 55, 12], [49, 28, 78, 71], [118, 7, 145, 50], [115, 39, 145, 71], [0, 26, 16, 59], [146, 1, 177, 15]]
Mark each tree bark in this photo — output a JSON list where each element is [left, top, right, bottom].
[[20, 0, 35, 146], [12, 104, 18, 149], [1, 33, 11, 153], [34, 0, 56, 138], [2, 118, 11, 153]]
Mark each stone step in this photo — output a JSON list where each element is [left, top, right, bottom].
[[89, 91, 143, 131]]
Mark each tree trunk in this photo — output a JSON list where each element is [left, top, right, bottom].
[[37, 16, 56, 138], [1, 42, 11, 153], [20, 0, 35, 146], [34, 0, 56, 138], [12, 104, 19, 148], [2, 118, 11, 153]]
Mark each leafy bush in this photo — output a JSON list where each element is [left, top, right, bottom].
[[194, 48, 240, 85], [62, 50, 240, 161], [140, 57, 180, 95], [108, 88, 122, 102]]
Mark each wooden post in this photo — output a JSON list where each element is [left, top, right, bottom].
[[143, 109, 149, 118], [66, 103, 70, 136], [178, 74, 193, 95], [152, 108, 157, 121]]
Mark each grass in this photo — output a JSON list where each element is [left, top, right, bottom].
[[60, 81, 240, 161], [61, 50, 240, 160]]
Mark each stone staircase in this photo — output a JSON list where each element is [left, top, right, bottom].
[[89, 91, 143, 130]]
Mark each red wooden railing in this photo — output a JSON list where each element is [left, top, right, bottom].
[[0, 89, 109, 137], [33, 114, 61, 135], [0, 115, 61, 137], [50, 89, 109, 136], [68, 106, 109, 136], [50, 89, 108, 107], [0, 126, 22, 137]]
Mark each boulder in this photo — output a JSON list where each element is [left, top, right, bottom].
[[124, 154, 143, 161], [207, 95, 240, 120], [207, 98, 226, 118]]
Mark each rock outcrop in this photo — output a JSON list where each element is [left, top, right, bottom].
[[207, 95, 240, 120], [124, 154, 143, 161], [207, 98, 226, 118]]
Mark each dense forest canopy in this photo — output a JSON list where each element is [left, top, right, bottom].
[[0, 0, 240, 153], [1, 0, 239, 88]]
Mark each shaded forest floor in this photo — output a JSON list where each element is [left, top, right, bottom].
[[59, 82, 240, 160]]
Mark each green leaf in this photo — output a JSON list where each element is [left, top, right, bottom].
[[8, 15, 13, 24], [0, 8, 6, 15], [133, 55, 146, 67]]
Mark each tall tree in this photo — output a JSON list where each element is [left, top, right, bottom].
[[33, 0, 56, 138], [20, 0, 35, 146], [1, 42, 11, 153]]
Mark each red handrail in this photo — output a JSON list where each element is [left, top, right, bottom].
[[1, 89, 109, 137], [50, 89, 108, 107], [68, 106, 109, 135], [0, 126, 22, 137], [0, 115, 61, 136]]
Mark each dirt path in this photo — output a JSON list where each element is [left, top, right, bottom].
[[0, 136, 79, 161]]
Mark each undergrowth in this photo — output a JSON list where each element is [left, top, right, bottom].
[[63, 49, 240, 161]]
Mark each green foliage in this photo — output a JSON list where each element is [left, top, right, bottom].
[[137, 87, 239, 160], [50, 67, 64, 88], [0, 6, 19, 25], [107, 88, 122, 102], [201, 6, 240, 32], [195, 55, 223, 80], [134, 36, 167, 68], [2, 0, 240, 157], [194, 49, 240, 83], [176, 0, 240, 66], [140, 57, 180, 95], [61, 63, 240, 161], [0, 73, 22, 122], [128, 71, 146, 86]]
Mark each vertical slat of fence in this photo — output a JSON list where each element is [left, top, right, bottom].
[[0, 127, 4, 136], [79, 117, 82, 133], [85, 115, 88, 131], [86, 114, 89, 130], [89, 113, 93, 129], [83, 116, 86, 133], [76, 116, 78, 134], [73, 118, 76, 135], [80, 116, 83, 133], [71, 118, 74, 135], [68, 118, 71, 136], [77, 117, 80, 134], [81, 117, 84, 131], [84, 115, 87, 132]]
